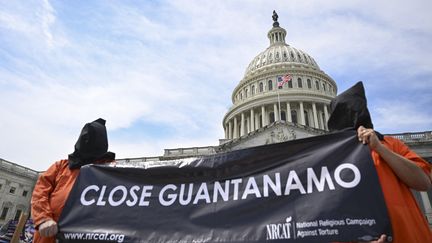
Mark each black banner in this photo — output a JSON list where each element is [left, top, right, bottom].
[[58, 130, 392, 242]]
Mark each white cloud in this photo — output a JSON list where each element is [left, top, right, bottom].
[[40, 0, 56, 46], [372, 101, 432, 133], [0, 0, 68, 49]]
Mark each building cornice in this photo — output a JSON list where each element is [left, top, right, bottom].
[[0, 158, 39, 180]]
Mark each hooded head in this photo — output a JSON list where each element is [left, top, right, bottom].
[[68, 118, 115, 169], [327, 81, 374, 131]]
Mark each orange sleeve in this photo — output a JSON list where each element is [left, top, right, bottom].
[[388, 137, 431, 176], [31, 161, 61, 227]]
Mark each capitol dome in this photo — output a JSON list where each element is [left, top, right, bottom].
[[222, 11, 338, 141], [244, 30, 320, 77]]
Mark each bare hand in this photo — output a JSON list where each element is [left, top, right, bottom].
[[38, 219, 58, 237], [375, 234, 387, 243], [357, 126, 382, 151]]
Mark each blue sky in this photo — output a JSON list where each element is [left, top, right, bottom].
[[1, 0, 431, 171]]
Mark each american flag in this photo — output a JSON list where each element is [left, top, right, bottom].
[[278, 74, 292, 87]]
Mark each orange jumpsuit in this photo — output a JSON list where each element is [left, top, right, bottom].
[[371, 136, 432, 242], [31, 159, 80, 243], [335, 136, 432, 243]]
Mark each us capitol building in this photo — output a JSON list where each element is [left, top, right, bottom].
[[1, 12, 431, 227]]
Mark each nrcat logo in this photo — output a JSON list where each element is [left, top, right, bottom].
[[265, 216, 294, 240]]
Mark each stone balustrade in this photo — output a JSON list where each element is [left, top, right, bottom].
[[387, 131, 432, 143]]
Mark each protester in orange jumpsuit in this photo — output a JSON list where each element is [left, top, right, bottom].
[[328, 82, 432, 243], [31, 118, 115, 243]]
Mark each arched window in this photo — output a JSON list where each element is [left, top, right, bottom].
[[291, 110, 298, 123], [251, 85, 255, 95], [304, 111, 309, 126], [315, 81, 320, 90], [307, 79, 312, 89], [259, 82, 264, 92], [323, 83, 326, 91], [297, 78, 303, 88], [288, 79, 293, 88], [269, 112, 275, 123], [240, 93, 243, 100], [281, 111, 286, 121], [245, 89, 248, 98], [268, 80, 273, 91]]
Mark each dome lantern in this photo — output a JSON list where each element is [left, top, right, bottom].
[[244, 12, 321, 77], [268, 10, 286, 46]]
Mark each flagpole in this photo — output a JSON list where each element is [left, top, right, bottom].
[[277, 87, 282, 121]]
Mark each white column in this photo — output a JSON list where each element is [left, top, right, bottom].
[[286, 102, 292, 122], [255, 113, 260, 129], [273, 103, 279, 122], [240, 113, 245, 137], [261, 105, 267, 126], [324, 104, 329, 130], [228, 121, 233, 139], [312, 103, 319, 128], [318, 112, 324, 130], [299, 101, 305, 125], [224, 124, 228, 139], [246, 118, 250, 133], [250, 109, 255, 131], [233, 117, 238, 139]]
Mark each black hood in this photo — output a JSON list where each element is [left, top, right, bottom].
[[68, 118, 115, 169], [327, 81, 374, 131]]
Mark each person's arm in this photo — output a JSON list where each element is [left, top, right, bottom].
[[31, 161, 60, 237], [357, 126, 432, 191]]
